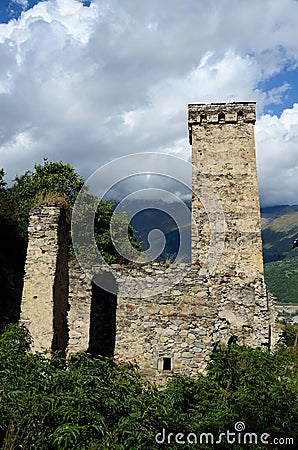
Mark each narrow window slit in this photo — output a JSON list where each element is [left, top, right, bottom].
[[163, 357, 172, 371], [218, 112, 225, 122]]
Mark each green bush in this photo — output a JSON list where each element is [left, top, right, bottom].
[[282, 323, 298, 347], [0, 325, 297, 449]]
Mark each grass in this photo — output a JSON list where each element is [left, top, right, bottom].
[[33, 191, 70, 209]]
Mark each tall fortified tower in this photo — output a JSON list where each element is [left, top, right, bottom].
[[189, 102, 275, 348]]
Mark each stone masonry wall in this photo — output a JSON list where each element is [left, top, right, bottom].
[[66, 263, 278, 385], [67, 261, 92, 356]]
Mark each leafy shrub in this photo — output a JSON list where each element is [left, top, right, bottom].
[[0, 326, 297, 449], [282, 323, 298, 347]]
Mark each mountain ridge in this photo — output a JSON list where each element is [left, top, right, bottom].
[[130, 202, 298, 304]]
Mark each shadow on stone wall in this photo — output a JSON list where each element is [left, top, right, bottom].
[[88, 272, 117, 357], [0, 224, 26, 333], [0, 267, 22, 333], [52, 209, 69, 357]]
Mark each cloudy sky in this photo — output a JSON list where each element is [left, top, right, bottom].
[[0, 0, 298, 207]]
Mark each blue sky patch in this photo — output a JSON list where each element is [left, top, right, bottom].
[[0, 0, 43, 23], [259, 66, 298, 116], [0, 0, 91, 24]]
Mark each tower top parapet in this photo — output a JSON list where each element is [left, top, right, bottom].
[[188, 102, 256, 144]]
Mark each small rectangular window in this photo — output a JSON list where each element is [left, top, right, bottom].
[[163, 357, 172, 371]]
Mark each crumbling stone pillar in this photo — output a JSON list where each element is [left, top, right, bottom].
[[20, 206, 69, 354]]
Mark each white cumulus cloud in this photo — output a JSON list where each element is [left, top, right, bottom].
[[0, 0, 297, 207], [256, 104, 298, 206]]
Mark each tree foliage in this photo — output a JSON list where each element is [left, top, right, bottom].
[[0, 169, 6, 191], [0, 159, 142, 263], [7, 159, 85, 239], [282, 322, 298, 347], [0, 325, 297, 449], [94, 199, 142, 264]]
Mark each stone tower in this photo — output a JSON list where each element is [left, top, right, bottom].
[[188, 102, 274, 348]]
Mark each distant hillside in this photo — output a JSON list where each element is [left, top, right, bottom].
[[261, 205, 298, 263], [264, 256, 298, 304], [130, 202, 298, 304], [129, 200, 191, 262], [261, 205, 298, 305]]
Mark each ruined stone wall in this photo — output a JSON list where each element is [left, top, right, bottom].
[[19, 102, 280, 385], [66, 263, 277, 385], [67, 262, 212, 383]]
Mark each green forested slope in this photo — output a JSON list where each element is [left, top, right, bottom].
[[261, 205, 298, 304], [264, 256, 298, 304]]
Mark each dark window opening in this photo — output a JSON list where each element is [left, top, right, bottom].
[[200, 113, 207, 123], [218, 112, 225, 122], [163, 357, 172, 371], [227, 335, 238, 346], [237, 110, 244, 121]]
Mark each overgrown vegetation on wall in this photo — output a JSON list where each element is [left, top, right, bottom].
[[0, 160, 142, 329], [0, 159, 140, 252], [0, 324, 297, 449]]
